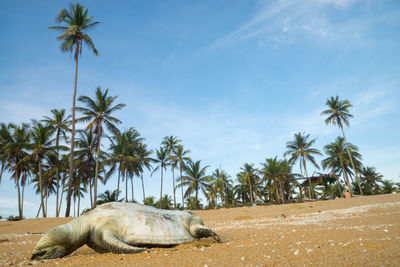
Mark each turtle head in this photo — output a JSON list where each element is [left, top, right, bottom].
[[186, 212, 221, 243], [31, 226, 74, 260]]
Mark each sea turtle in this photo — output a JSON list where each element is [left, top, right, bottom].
[[31, 202, 220, 259]]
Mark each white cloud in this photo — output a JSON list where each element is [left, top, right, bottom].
[[206, 0, 379, 49]]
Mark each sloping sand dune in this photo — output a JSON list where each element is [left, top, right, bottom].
[[1, 194, 399, 266]]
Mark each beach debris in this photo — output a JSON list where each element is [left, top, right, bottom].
[[293, 250, 300, 255]]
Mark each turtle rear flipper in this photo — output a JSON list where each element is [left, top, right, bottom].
[[101, 230, 147, 254]]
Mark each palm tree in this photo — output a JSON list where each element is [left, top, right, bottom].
[[161, 136, 181, 208], [42, 109, 71, 217], [152, 147, 169, 209], [322, 137, 362, 196], [0, 123, 12, 183], [211, 168, 232, 206], [237, 163, 260, 204], [49, 3, 100, 217], [174, 145, 191, 208], [177, 159, 210, 209], [155, 194, 173, 210], [321, 96, 363, 195], [3, 123, 31, 219], [381, 180, 395, 194], [360, 166, 383, 195], [284, 132, 322, 198], [97, 190, 123, 205], [76, 87, 125, 207], [136, 142, 154, 203], [30, 121, 56, 217], [75, 129, 97, 207], [260, 157, 288, 203]]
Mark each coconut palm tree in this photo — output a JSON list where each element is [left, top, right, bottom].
[[0, 123, 12, 183], [260, 157, 288, 203], [42, 109, 71, 217], [360, 167, 383, 195], [49, 3, 100, 217], [152, 147, 169, 209], [96, 190, 123, 205], [136, 142, 154, 203], [76, 87, 125, 207], [177, 159, 210, 209], [162, 136, 181, 208], [75, 129, 96, 207], [211, 168, 232, 206], [155, 194, 173, 210], [3, 123, 31, 219], [322, 137, 362, 196], [237, 163, 260, 204], [321, 96, 363, 195], [29, 121, 56, 217], [284, 132, 322, 198], [174, 145, 191, 208]]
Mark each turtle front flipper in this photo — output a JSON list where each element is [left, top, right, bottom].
[[190, 224, 221, 243], [101, 230, 147, 254]]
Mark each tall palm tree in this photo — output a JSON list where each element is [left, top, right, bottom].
[[211, 168, 232, 206], [260, 157, 288, 203], [76, 87, 125, 207], [3, 123, 31, 219], [152, 147, 169, 209], [238, 163, 260, 204], [136, 142, 154, 203], [284, 132, 322, 198], [321, 96, 363, 195], [177, 159, 210, 209], [75, 129, 97, 207], [49, 3, 100, 217], [322, 137, 362, 196], [360, 166, 383, 195], [30, 121, 56, 217], [0, 123, 12, 182], [162, 135, 181, 209], [174, 145, 191, 208], [42, 109, 71, 217]]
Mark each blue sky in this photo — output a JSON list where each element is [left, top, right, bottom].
[[0, 0, 399, 218]]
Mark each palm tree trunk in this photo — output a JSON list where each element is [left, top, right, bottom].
[[93, 120, 102, 208], [116, 167, 121, 201], [141, 174, 146, 203], [172, 167, 176, 209], [303, 158, 312, 199], [340, 160, 353, 196], [340, 125, 363, 195], [159, 167, 164, 209], [59, 173, 66, 213], [36, 203, 42, 218], [21, 178, 25, 218], [125, 172, 128, 202], [78, 185, 81, 216], [249, 181, 254, 204], [15, 168, 22, 219], [89, 179, 93, 207], [195, 186, 199, 209], [55, 130, 60, 217], [66, 41, 80, 217], [45, 186, 48, 216], [0, 160, 5, 182], [73, 195, 76, 217], [38, 160, 46, 217], [130, 175, 134, 202], [180, 167, 184, 209]]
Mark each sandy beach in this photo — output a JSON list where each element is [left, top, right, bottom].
[[1, 193, 399, 266]]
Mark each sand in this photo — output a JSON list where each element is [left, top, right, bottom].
[[1, 193, 399, 266]]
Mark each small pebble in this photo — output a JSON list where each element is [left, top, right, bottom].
[[241, 256, 245, 261], [383, 229, 389, 233], [294, 250, 300, 255]]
